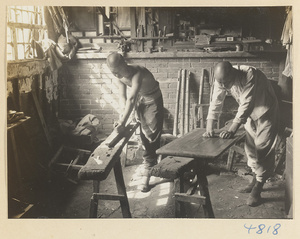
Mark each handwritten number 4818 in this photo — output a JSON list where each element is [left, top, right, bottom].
[[244, 224, 281, 235]]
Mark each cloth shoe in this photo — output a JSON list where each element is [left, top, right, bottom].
[[246, 181, 264, 207], [140, 159, 157, 192], [238, 173, 256, 193]]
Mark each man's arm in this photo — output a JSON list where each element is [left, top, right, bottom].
[[219, 69, 257, 139], [203, 81, 226, 137], [116, 71, 142, 130], [232, 69, 257, 125], [118, 80, 126, 114]]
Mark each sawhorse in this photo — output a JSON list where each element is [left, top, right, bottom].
[[78, 122, 140, 218]]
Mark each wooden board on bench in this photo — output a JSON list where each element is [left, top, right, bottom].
[[78, 122, 140, 181]]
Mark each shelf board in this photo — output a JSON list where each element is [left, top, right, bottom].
[[131, 37, 170, 40]]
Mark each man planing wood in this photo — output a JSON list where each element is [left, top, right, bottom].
[[106, 52, 164, 192], [203, 61, 279, 207]]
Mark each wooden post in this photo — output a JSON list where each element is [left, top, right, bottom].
[[130, 7, 136, 38], [209, 67, 215, 102], [180, 69, 186, 136], [173, 69, 181, 136], [113, 158, 132, 218], [89, 180, 100, 218], [199, 69, 205, 128], [184, 71, 190, 134]]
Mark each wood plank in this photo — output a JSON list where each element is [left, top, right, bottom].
[[105, 122, 140, 148], [7, 116, 30, 131], [130, 7, 136, 38], [156, 128, 245, 159], [12, 27, 18, 60], [180, 69, 186, 135], [199, 69, 205, 128], [146, 24, 154, 51], [226, 147, 236, 171], [55, 163, 83, 170], [175, 193, 206, 205], [89, 180, 100, 218], [173, 69, 181, 136], [184, 71, 190, 133], [113, 159, 131, 217], [93, 193, 125, 201], [231, 145, 245, 155], [137, 25, 144, 52], [7, 22, 47, 30], [78, 123, 139, 181], [195, 160, 215, 218]]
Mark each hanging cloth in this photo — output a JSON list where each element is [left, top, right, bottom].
[[281, 9, 293, 78]]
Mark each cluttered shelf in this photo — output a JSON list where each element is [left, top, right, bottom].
[[75, 49, 286, 59]]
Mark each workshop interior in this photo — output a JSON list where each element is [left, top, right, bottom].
[[6, 6, 293, 219]]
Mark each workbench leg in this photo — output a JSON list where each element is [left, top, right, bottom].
[[174, 176, 186, 218], [195, 160, 215, 218], [113, 159, 131, 218], [227, 148, 236, 171], [89, 180, 100, 218]]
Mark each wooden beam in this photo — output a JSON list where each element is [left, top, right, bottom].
[[7, 22, 47, 30], [180, 69, 186, 136], [93, 193, 125, 201], [7, 60, 49, 80], [130, 7, 136, 38], [184, 71, 190, 133], [173, 69, 181, 136], [175, 193, 206, 205], [199, 69, 205, 128]]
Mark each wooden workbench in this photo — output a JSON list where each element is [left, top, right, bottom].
[[78, 122, 140, 218], [156, 127, 245, 218]]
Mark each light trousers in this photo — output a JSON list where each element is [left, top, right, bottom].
[[244, 104, 279, 183]]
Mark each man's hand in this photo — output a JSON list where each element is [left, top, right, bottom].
[[202, 119, 215, 138], [219, 122, 240, 139], [202, 130, 215, 138], [114, 120, 126, 133], [219, 130, 234, 139]]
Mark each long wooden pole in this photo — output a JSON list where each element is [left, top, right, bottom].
[[173, 69, 181, 136], [184, 71, 190, 133], [180, 69, 186, 136], [199, 69, 205, 128]]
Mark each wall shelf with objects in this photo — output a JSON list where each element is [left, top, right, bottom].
[[62, 7, 288, 54], [74, 50, 286, 60]]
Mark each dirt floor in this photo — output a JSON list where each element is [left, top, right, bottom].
[[9, 143, 288, 219]]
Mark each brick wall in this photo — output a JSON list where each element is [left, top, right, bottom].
[[58, 55, 284, 134]]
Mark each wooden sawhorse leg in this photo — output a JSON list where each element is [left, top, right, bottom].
[[89, 180, 100, 218], [89, 159, 131, 218], [195, 159, 215, 218], [174, 175, 186, 218], [113, 159, 131, 218], [174, 162, 211, 218]]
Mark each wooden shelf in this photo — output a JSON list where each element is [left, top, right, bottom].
[[78, 35, 124, 39], [131, 37, 170, 40]]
